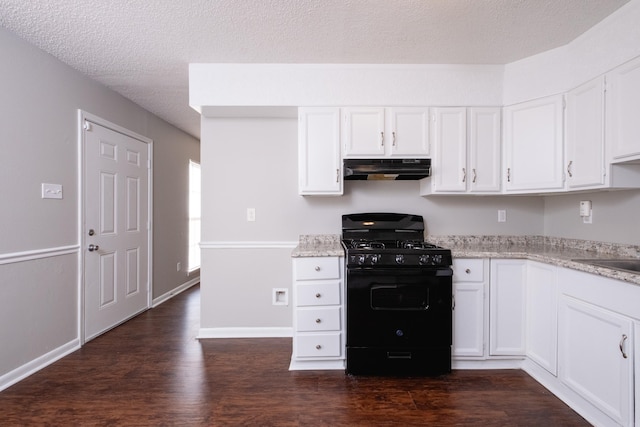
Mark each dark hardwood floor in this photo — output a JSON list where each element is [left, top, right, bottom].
[[0, 285, 589, 426]]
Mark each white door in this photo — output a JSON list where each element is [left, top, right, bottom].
[[468, 107, 502, 193], [342, 107, 386, 157], [83, 118, 150, 342], [388, 107, 430, 157], [432, 107, 467, 192], [558, 295, 634, 426]]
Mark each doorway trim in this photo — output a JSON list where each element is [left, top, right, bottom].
[[77, 110, 153, 344]]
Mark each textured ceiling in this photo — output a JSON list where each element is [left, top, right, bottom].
[[0, 0, 631, 139]]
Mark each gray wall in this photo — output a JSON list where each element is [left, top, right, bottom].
[[0, 26, 199, 382], [543, 191, 640, 245]]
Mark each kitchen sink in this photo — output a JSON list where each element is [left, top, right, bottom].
[[572, 259, 640, 274]]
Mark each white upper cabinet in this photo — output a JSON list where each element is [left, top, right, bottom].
[[342, 107, 429, 158], [607, 55, 640, 162], [565, 77, 606, 189], [503, 94, 565, 193], [387, 107, 430, 157], [298, 107, 343, 196], [430, 107, 467, 192], [468, 108, 502, 192], [421, 107, 500, 195]]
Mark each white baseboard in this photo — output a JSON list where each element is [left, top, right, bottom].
[[152, 276, 200, 308], [197, 327, 293, 339], [0, 339, 80, 392]]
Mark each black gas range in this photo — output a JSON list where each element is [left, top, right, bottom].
[[342, 213, 453, 376]]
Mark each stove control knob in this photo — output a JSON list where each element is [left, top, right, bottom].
[[432, 254, 443, 265], [370, 254, 380, 265], [395, 254, 405, 264], [357, 254, 366, 265], [419, 254, 430, 265]]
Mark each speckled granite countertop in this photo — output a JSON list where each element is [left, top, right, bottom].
[[291, 234, 640, 285], [428, 235, 640, 286], [291, 234, 344, 257]]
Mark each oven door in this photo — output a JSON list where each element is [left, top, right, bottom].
[[346, 267, 452, 349]]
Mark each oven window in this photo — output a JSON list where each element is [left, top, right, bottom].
[[370, 285, 429, 310]]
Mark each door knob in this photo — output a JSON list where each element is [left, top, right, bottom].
[[88, 244, 99, 252]]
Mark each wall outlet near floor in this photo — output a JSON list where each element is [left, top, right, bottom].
[[247, 208, 256, 222], [272, 288, 288, 306], [498, 210, 507, 222]]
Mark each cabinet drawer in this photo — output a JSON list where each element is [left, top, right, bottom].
[[296, 282, 341, 306], [295, 333, 342, 358], [296, 307, 341, 332], [453, 259, 484, 282], [294, 257, 340, 281]]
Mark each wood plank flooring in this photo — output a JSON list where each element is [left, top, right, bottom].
[[0, 285, 590, 426]]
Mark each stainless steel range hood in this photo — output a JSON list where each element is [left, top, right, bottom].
[[343, 158, 431, 180]]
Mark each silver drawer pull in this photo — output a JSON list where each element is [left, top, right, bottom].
[[316, 344, 322, 350], [620, 334, 628, 359], [314, 266, 321, 271], [315, 293, 321, 298], [315, 318, 322, 323], [465, 268, 471, 274]]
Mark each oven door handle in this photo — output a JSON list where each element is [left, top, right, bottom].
[[347, 267, 453, 277]]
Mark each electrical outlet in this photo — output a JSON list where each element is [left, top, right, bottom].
[[247, 208, 256, 222], [498, 210, 507, 222]]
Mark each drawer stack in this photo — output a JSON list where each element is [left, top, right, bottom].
[[290, 256, 345, 370]]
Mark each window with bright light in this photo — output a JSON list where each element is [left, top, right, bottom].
[[188, 160, 201, 272]]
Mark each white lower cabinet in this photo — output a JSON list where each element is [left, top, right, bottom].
[[559, 295, 634, 426], [557, 267, 638, 426], [526, 261, 558, 375], [452, 258, 487, 358], [290, 256, 345, 370], [489, 259, 527, 356]]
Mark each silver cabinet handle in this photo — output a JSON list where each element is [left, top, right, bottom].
[[380, 131, 385, 147], [336, 168, 340, 183], [507, 168, 511, 182], [315, 344, 322, 350], [315, 318, 322, 324], [567, 160, 573, 178], [392, 131, 396, 146], [472, 168, 477, 183], [88, 244, 99, 252], [462, 168, 466, 183], [465, 268, 471, 274], [620, 334, 628, 359], [315, 293, 321, 298], [314, 266, 320, 271]]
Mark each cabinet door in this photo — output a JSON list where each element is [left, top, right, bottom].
[[342, 107, 385, 157], [608, 56, 640, 161], [489, 259, 526, 356], [387, 107, 430, 157], [566, 77, 606, 189], [453, 282, 485, 357], [503, 95, 564, 192], [558, 295, 634, 426], [298, 108, 342, 195], [432, 108, 467, 192], [526, 261, 558, 375], [469, 108, 501, 192]]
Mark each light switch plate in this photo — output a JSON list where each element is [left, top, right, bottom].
[[42, 183, 63, 199]]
